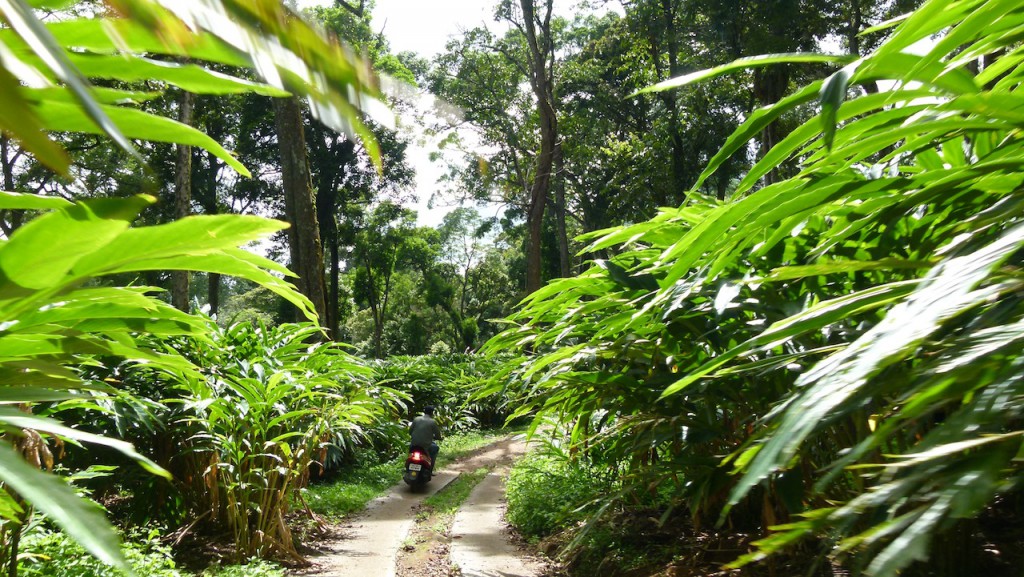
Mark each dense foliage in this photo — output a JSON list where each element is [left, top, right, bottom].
[[0, 0, 389, 572], [162, 321, 400, 560], [8, 0, 1024, 575], [374, 353, 513, 431], [0, 192, 316, 571], [488, 0, 1024, 574]]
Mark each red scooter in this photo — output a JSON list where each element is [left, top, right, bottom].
[[403, 445, 434, 488]]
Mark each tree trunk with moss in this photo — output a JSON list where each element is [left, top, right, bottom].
[[273, 96, 328, 328]]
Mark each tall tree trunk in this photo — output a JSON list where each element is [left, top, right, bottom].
[[362, 260, 385, 358], [329, 231, 340, 335], [273, 96, 328, 328], [848, 0, 880, 94], [520, 0, 558, 294], [208, 273, 221, 317], [313, 138, 355, 341], [172, 90, 194, 312], [196, 145, 223, 317], [659, 0, 687, 203], [1, 136, 14, 192], [753, 65, 790, 185], [554, 141, 570, 278], [0, 135, 25, 236], [638, 1, 686, 205], [316, 185, 339, 339]]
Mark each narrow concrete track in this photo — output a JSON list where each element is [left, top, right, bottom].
[[296, 436, 543, 577], [298, 470, 459, 577], [450, 468, 545, 577]]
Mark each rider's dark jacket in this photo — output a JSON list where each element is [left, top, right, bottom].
[[410, 414, 442, 448]]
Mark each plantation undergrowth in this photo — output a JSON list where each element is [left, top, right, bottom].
[[16, 530, 285, 577]]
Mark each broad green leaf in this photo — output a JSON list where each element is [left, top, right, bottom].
[[907, 0, 1021, 85], [636, 53, 853, 95], [131, 0, 387, 152], [0, 66, 70, 174], [737, 89, 935, 194], [0, 190, 72, 210], [0, 408, 170, 477], [765, 259, 936, 281], [25, 0, 76, 8], [0, 443, 129, 571], [866, 499, 947, 576], [0, 361, 94, 392], [852, 51, 978, 96], [707, 178, 896, 280], [11, 295, 202, 334], [820, 62, 856, 151], [24, 86, 162, 105], [67, 317, 197, 335], [0, 387, 85, 403], [32, 101, 250, 176], [730, 223, 1024, 510], [874, 0, 974, 59], [690, 82, 822, 192], [70, 214, 287, 277], [0, 195, 153, 290], [660, 280, 919, 399], [97, 251, 316, 322], [66, 52, 290, 96], [976, 44, 1024, 86], [940, 93, 1024, 123], [885, 432, 1024, 468], [0, 0, 140, 161], [23, 17, 250, 67], [664, 176, 831, 282]]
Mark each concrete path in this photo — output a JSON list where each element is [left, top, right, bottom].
[[450, 469, 545, 577], [298, 471, 458, 577], [296, 436, 543, 577]]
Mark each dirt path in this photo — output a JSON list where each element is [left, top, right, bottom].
[[295, 436, 544, 577]]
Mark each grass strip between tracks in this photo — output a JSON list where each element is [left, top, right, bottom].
[[398, 466, 492, 576], [301, 430, 507, 521]]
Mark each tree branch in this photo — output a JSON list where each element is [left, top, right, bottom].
[[483, 42, 531, 78], [334, 0, 365, 17]]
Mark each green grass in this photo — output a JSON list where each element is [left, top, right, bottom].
[[506, 451, 614, 538], [303, 428, 514, 519], [422, 467, 490, 516], [301, 456, 405, 519], [434, 428, 515, 468], [199, 560, 284, 577]]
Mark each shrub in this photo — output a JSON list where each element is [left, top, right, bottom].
[[506, 450, 614, 539], [163, 321, 404, 561], [375, 353, 511, 432], [199, 559, 284, 577], [18, 529, 181, 577]]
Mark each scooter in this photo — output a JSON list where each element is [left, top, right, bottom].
[[403, 445, 434, 488]]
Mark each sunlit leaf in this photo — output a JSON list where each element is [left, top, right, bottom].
[[0, 443, 129, 570]]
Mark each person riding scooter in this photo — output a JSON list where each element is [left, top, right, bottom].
[[409, 405, 442, 464]]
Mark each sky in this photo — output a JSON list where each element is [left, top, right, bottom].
[[299, 0, 510, 227], [369, 1, 500, 58]]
